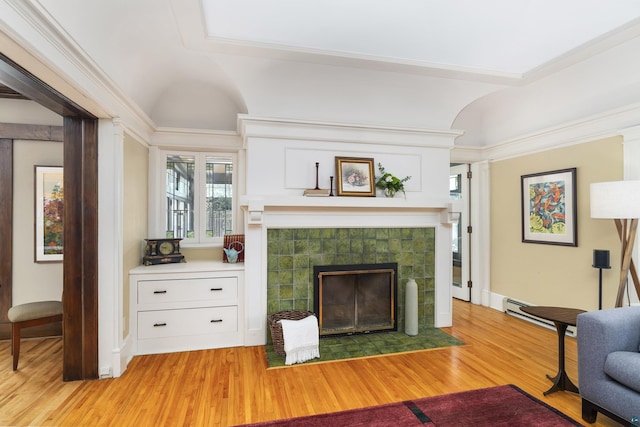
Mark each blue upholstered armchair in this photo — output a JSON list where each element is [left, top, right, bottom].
[[577, 306, 640, 426]]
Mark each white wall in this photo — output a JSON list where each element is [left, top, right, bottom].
[[239, 116, 456, 199], [13, 139, 64, 304]]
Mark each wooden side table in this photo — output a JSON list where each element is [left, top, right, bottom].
[[520, 306, 586, 396]]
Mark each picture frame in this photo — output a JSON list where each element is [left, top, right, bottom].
[[521, 167, 577, 246], [335, 157, 376, 197], [35, 166, 64, 262]]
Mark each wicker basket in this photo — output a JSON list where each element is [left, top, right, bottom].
[[268, 310, 316, 357]]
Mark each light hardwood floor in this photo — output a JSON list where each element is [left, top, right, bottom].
[[0, 299, 621, 426]]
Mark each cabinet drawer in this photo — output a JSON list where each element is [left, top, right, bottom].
[[137, 306, 238, 339], [138, 277, 237, 305]]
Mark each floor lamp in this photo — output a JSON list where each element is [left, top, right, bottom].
[[590, 181, 640, 307]]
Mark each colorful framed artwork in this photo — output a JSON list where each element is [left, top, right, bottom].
[[35, 166, 64, 262], [521, 168, 577, 246], [335, 157, 375, 197]]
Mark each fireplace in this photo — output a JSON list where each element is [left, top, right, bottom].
[[314, 263, 397, 336]]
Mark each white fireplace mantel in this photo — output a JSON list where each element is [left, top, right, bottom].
[[240, 195, 459, 225]]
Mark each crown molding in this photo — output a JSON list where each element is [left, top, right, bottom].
[[152, 126, 241, 150], [206, 36, 525, 85], [619, 124, 640, 141], [238, 115, 462, 149], [474, 102, 640, 162], [524, 17, 640, 83], [1, 0, 156, 143], [450, 145, 485, 164]]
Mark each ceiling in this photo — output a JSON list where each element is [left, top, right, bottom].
[[8, 0, 640, 145], [202, 0, 640, 76]]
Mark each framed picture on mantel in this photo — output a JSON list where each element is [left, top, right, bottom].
[[521, 167, 577, 246], [335, 157, 375, 197]]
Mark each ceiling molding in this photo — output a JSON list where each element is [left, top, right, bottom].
[[524, 16, 640, 83], [480, 102, 640, 162], [450, 145, 485, 164], [1, 0, 157, 142], [151, 126, 241, 150], [238, 115, 463, 149], [204, 36, 525, 85]]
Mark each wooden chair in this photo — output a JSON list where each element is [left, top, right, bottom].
[[7, 301, 63, 370]]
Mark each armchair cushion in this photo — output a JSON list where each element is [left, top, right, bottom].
[[604, 351, 640, 393]]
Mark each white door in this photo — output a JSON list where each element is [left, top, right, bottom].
[[450, 164, 470, 301]]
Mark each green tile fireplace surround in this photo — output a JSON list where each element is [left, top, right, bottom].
[[266, 227, 436, 336]]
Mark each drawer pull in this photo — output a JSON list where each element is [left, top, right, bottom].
[[153, 322, 167, 327], [210, 319, 223, 323], [210, 288, 223, 291], [153, 290, 167, 294]]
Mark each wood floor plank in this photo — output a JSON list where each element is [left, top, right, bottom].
[[0, 300, 622, 426]]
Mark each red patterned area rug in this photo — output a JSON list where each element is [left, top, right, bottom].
[[237, 384, 582, 426]]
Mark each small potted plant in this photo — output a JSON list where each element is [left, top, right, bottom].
[[375, 163, 411, 198]]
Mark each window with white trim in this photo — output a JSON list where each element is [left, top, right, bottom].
[[152, 150, 238, 246]]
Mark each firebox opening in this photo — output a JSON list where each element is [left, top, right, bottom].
[[314, 263, 398, 337]]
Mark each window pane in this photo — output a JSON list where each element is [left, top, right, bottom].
[[449, 173, 461, 199], [166, 155, 195, 239], [206, 157, 233, 237]]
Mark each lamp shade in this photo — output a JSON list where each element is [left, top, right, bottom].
[[590, 180, 640, 219]]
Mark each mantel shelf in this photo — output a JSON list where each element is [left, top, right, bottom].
[[240, 195, 453, 211]]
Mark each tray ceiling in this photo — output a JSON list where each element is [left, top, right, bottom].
[[7, 0, 640, 141], [202, 0, 640, 75]]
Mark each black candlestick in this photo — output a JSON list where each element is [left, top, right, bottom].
[[329, 176, 334, 196], [314, 162, 320, 190]]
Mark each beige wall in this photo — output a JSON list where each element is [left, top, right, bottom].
[[13, 139, 64, 305], [122, 135, 149, 337], [182, 246, 224, 261], [490, 136, 624, 311], [121, 139, 224, 338]]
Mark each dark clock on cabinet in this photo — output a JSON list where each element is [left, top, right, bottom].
[[143, 238, 185, 265]]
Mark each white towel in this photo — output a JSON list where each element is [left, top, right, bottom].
[[279, 315, 320, 365]]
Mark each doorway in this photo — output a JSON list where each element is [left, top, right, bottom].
[[0, 133, 64, 341], [0, 53, 99, 380], [450, 164, 470, 301]]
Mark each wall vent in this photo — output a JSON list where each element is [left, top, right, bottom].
[[502, 297, 577, 337]]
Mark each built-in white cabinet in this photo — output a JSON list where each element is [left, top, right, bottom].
[[129, 261, 244, 355]]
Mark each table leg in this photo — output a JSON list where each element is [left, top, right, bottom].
[[543, 322, 579, 396]]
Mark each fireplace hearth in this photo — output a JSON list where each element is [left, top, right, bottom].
[[314, 263, 397, 336]]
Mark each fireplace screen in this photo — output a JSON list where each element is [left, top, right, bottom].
[[314, 263, 397, 336]]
